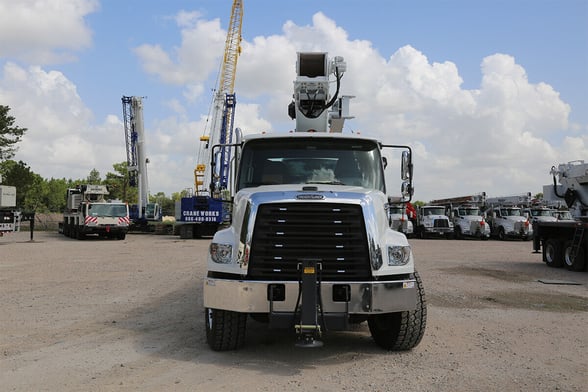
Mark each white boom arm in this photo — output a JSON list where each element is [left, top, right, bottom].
[[289, 52, 354, 133]]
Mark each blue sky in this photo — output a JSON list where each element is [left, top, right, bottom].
[[1, 0, 587, 202]]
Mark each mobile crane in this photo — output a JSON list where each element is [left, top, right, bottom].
[[202, 51, 425, 351], [176, 0, 242, 239], [533, 160, 587, 271], [122, 96, 161, 230]]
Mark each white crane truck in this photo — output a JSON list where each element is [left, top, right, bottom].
[[387, 198, 414, 237], [414, 205, 454, 239], [203, 52, 426, 351], [533, 161, 588, 271], [61, 184, 129, 240], [430, 194, 490, 240], [484, 193, 533, 240]]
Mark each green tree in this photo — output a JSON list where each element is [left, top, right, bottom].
[[0, 160, 37, 208], [43, 178, 71, 212], [86, 168, 101, 184], [104, 162, 130, 202], [0, 105, 27, 160], [150, 191, 175, 216]]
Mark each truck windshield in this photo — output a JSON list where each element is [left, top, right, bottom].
[[87, 203, 128, 217], [424, 207, 445, 215], [500, 208, 521, 216], [389, 207, 404, 215], [532, 209, 554, 217], [236, 137, 385, 192], [458, 207, 481, 216]]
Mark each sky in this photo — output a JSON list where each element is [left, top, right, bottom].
[[1, 0, 587, 203]]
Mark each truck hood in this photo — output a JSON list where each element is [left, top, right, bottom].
[[211, 183, 413, 276]]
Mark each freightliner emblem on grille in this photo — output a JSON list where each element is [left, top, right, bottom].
[[296, 194, 324, 200]]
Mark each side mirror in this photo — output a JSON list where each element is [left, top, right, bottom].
[[401, 181, 413, 200], [401, 150, 412, 181], [382, 156, 388, 169]]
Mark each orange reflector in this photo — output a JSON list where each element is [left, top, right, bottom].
[[303, 266, 315, 274]]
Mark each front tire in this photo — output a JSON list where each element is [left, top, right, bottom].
[[497, 227, 506, 241], [205, 308, 247, 351], [368, 271, 427, 351], [454, 227, 462, 240]]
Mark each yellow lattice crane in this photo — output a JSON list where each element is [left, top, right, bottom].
[[195, 0, 243, 195]]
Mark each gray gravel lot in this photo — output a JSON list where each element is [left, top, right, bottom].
[[1, 231, 587, 391]]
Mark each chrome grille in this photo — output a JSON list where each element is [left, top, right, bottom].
[[248, 203, 371, 281], [434, 219, 450, 228]]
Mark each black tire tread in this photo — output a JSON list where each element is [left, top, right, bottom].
[[206, 308, 247, 351], [368, 270, 427, 351]]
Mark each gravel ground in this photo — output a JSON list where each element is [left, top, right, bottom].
[[1, 231, 587, 391]]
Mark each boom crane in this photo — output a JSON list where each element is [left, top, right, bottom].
[[122, 96, 161, 229], [177, 0, 243, 238], [196, 0, 242, 193]]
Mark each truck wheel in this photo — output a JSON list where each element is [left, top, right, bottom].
[[368, 271, 427, 351], [205, 307, 247, 351], [454, 227, 462, 240], [118, 233, 126, 240], [563, 241, 586, 272], [543, 239, 563, 268], [497, 227, 506, 241], [418, 227, 426, 239]]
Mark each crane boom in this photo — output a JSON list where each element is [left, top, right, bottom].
[[122, 96, 148, 212], [178, 0, 243, 238], [122, 96, 161, 226], [197, 0, 243, 195]]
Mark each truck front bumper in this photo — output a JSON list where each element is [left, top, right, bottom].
[[203, 277, 418, 314], [424, 228, 453, 235]]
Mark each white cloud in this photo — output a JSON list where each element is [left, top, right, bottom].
[[0, 0, 98, 64], [0, 63, 122, 181], [133, 11, 225, 90]]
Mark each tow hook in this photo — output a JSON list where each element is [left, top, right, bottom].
[[294, 259, 324, 348]]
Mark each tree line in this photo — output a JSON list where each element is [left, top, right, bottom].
[[0, 159, 185, 215]]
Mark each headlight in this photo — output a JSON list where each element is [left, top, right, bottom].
[[210, 243, 232, 264], [388, 245, 411, 266]]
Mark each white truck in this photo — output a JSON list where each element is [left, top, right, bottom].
[[414, 205, 454, 239], [523, 204, 558, 225], [60, 184, 130, 240], [430, 194, 490, 240], [387, 199, 414, 236], [0, 176, 21, 236], [533, 161, 587, 271], [484, 193, 533, 240], [203, 52, 426, 351]]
